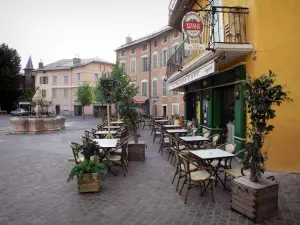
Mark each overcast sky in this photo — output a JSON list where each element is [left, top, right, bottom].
[[0, 0, 170, 70]]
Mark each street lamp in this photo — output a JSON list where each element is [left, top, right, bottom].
[[100, 77, 120, 139]]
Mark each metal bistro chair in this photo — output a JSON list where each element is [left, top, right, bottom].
[[200, 134, 220, 149], [69, 142, 82, 164], [159, 128, 171, 155], [106, 139, 129, 177], [179, 153, 214, 204], [152, 124, 162, 143]]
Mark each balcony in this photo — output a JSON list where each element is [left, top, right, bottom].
[[167, 6, 253, 82]]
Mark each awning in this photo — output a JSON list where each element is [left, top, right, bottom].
[[134, 97, 149, 104]]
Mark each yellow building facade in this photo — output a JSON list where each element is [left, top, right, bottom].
[[167, 0, 300, 172]]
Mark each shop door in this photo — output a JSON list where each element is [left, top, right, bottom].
[[55, 105, 60, 115], [220, 86, 235, 138], [74, 105, 82, 116], [163, 106, 167, 117]]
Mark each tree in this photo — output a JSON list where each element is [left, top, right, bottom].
[[95, 61, 139, 136], [75, 83, 94, 120], [0, 43, 21, 111], [243, 70, 292, 182]]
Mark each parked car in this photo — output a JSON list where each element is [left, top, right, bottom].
[[10, 108, 29, 116]]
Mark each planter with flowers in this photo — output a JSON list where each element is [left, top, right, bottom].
[[231, 71, 292, 222]]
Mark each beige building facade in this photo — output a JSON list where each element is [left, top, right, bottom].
[[115, 26, 184, 117], [35, 57, 113, 116]]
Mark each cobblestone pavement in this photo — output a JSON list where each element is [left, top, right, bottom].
[[0, 117, 299, 225]]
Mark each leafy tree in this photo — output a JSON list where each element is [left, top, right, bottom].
[[243, 70, 292, 182], [75, 83, 94, 120], [0, 43, 21, 111], [95, 61, 139, 135]]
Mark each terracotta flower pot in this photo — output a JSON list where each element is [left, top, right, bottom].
[[174, 119, 184, 126]]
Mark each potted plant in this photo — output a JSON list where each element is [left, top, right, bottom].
[[174, 114, 184, 126], [231, 71, 292, 222], [67, 139, 109, 193]]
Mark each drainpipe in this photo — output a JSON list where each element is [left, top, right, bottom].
[[149, 40, 152, 115]]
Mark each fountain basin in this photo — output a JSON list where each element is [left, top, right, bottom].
[[9, 116, 66, 134]]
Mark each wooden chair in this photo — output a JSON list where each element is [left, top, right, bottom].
[[105, 140, 129, 177], [201, 134, 220, 149], [69, 142, 82, 164], [159, 129, 171, 155], [223, 149, 250, 189], [152, 124, 162, 143], [179, 154, 214, 204]]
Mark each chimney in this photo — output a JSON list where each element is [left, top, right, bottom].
[[73, 55, 81, 65], [38, 62, 43, 69], [126, 36, 132, 44]]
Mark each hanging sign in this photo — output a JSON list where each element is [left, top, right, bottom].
[[182, 12, 204, 39]]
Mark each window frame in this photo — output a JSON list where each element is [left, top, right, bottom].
[[52, 89, 56, 98], [163, 35, 168, 43], [94, 73, 99, 81], [141, 56, 148, 72], [63, 99, 68, 106], [64, 88, 68, 97], [141, 80, 148, 97], [154, 39, 158, 48], [174, 30, 179, 39], [64, 76, 68, 85], [141, 43, 148, 52], [172, 103, 179, 115], [41, 90, 46, 98], [121, 49, 126, 56], [130, 58, 136, 74], [77, 73, 80, 82], [153, 52, 158, 70], [131, 47, 136, 55], [162, 49, 168, 67], [52, 76, 57, 85], [162, 79, 167, 97], [152, 79, 158, 97]]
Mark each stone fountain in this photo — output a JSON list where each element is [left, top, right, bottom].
[[9, 87, 66, 134]]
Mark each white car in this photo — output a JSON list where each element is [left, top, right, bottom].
[[10, 108, 29, 116]]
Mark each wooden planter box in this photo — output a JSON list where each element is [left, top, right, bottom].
[[128, 141, 146, 161], [78, 173, 100, 193], [231, 176, 278, 223]]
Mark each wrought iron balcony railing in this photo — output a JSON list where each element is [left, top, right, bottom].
[[167, 6, 249, 78]]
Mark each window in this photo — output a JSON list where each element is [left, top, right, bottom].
[[77, 73, 80, 81], [142, 44, 147, 51], [64, 76, 68, 85], [162, 49, 168, 67], [174, 30, 179, 38], [64, 88, 68, 97], [130, 59, 136, 74], [173, 45, 179, 62], [153, 54, 158, 70], [163, 35, 168, 43], [154, 39, 158, 47], [95, 73, 99, 81], [131, 48, 136, 54], [52, 89, 56, 98], [173, 91, 178, 96], [162, 79, 167, 96], [141, 81, 148, 97], [52, 76, 57, 85], [152, 80, 158, 97], [42, 90, 46, 98], [63, 99, 68, 106], [121, 49, 126, 56], [172, 103, 179, 115], [141, 57, 148, 72], [40, 76, 48, 84]]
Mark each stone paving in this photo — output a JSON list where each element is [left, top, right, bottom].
[[0, 116, 299, 225]]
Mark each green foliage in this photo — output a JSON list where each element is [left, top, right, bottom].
[[243, 70, 292, 182], [24, 89, 35, 101], [0, 43, 21, 110], [95, 61, 139, 133], [67, 158, 108, 182], [75, 83, 94, 106], [67, 138, 110, 182]]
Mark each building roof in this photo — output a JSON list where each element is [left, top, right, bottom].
[[115, 26, 173, 51], [24, 56, 34, 70], [37, 57, 114, 71]]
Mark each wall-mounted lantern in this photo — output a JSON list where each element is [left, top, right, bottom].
[[205, 92, 210, 101], [235, 87, 240, 100]]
